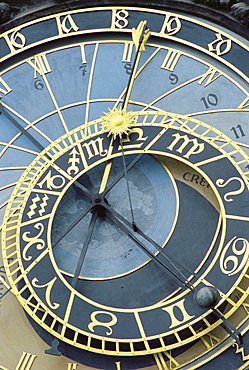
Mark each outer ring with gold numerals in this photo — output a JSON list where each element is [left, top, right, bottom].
[[2, 111, 249, 361]]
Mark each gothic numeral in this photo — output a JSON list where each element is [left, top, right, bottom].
[[160, 14, 181, 35], [169, 73, 178, 85], [208, 33, 232, 56], [55, 14, 79, 35], [3, 30, 26, 53], [111, 9, 129, 29]]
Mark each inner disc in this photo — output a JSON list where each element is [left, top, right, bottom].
[[51, 154, 178, 279]]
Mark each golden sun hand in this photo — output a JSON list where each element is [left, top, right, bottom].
[[101, 107, 136, 139]]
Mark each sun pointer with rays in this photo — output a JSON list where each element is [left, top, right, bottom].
[[101, 107, 136, 139]]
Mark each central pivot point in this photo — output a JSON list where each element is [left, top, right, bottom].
[[94, 195, 102, 203]]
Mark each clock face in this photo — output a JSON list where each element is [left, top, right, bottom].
[[0, 5, 249, 370]]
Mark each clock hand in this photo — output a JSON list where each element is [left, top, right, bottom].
[[52, 202, 94, 248], [71, 208, 99, 288], [102, 152, 144, 196], [98, 159, 113, 194], [121, 21, 150, 111], [0, 105, 95, 201], [100, 21, 149, 230], [104, 207, 194, 291], [119, 140, 137, 231], [0, 104, 45, 152], [103, 202, 195, 290], [52, 150, 142, 250]]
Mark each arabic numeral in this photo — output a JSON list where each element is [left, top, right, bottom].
[[169, 72, 178, 85], [200, 93, 218, 109], [124, 63, 132, 75], [79, 65, 87, 76], [230, 124, 246, 139], [34, 79, 44, 90]]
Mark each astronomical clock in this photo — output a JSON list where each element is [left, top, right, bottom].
[[0, 1, 249, 369]]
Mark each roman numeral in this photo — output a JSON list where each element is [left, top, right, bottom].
[[238, 96, 249, 109], [27, 54, 52, 78], [67, 364, 78, 370], [198, 67, 221, 87], [80, 44, 87, 64], [154, 351, 179, 369], [0, 76, 12, 98], [199, 332, 220, 349], [115, 362, 122, 370], [161, 49, 182, 71], [15, 352, 36, 370], [122, 42, 133, 62]]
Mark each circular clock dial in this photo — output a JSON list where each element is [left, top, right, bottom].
[[0, 6, 248, 370]]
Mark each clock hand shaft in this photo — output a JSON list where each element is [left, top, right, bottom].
[[120, 140, 136, 229], [99, 159, 113, 194], [104, 203, 194, 290], [103, 152, 144, 196], [52, 203, 93, 248], [74, 179, 95, 201], [121, 48, 142, 111], [121, 21, 150, 111], [105, 208, 193, 290], [71, 209, 98, 288], [0, 105, 45, 152], [0, 107, 95, 201], [211, 308, 243, 345]]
